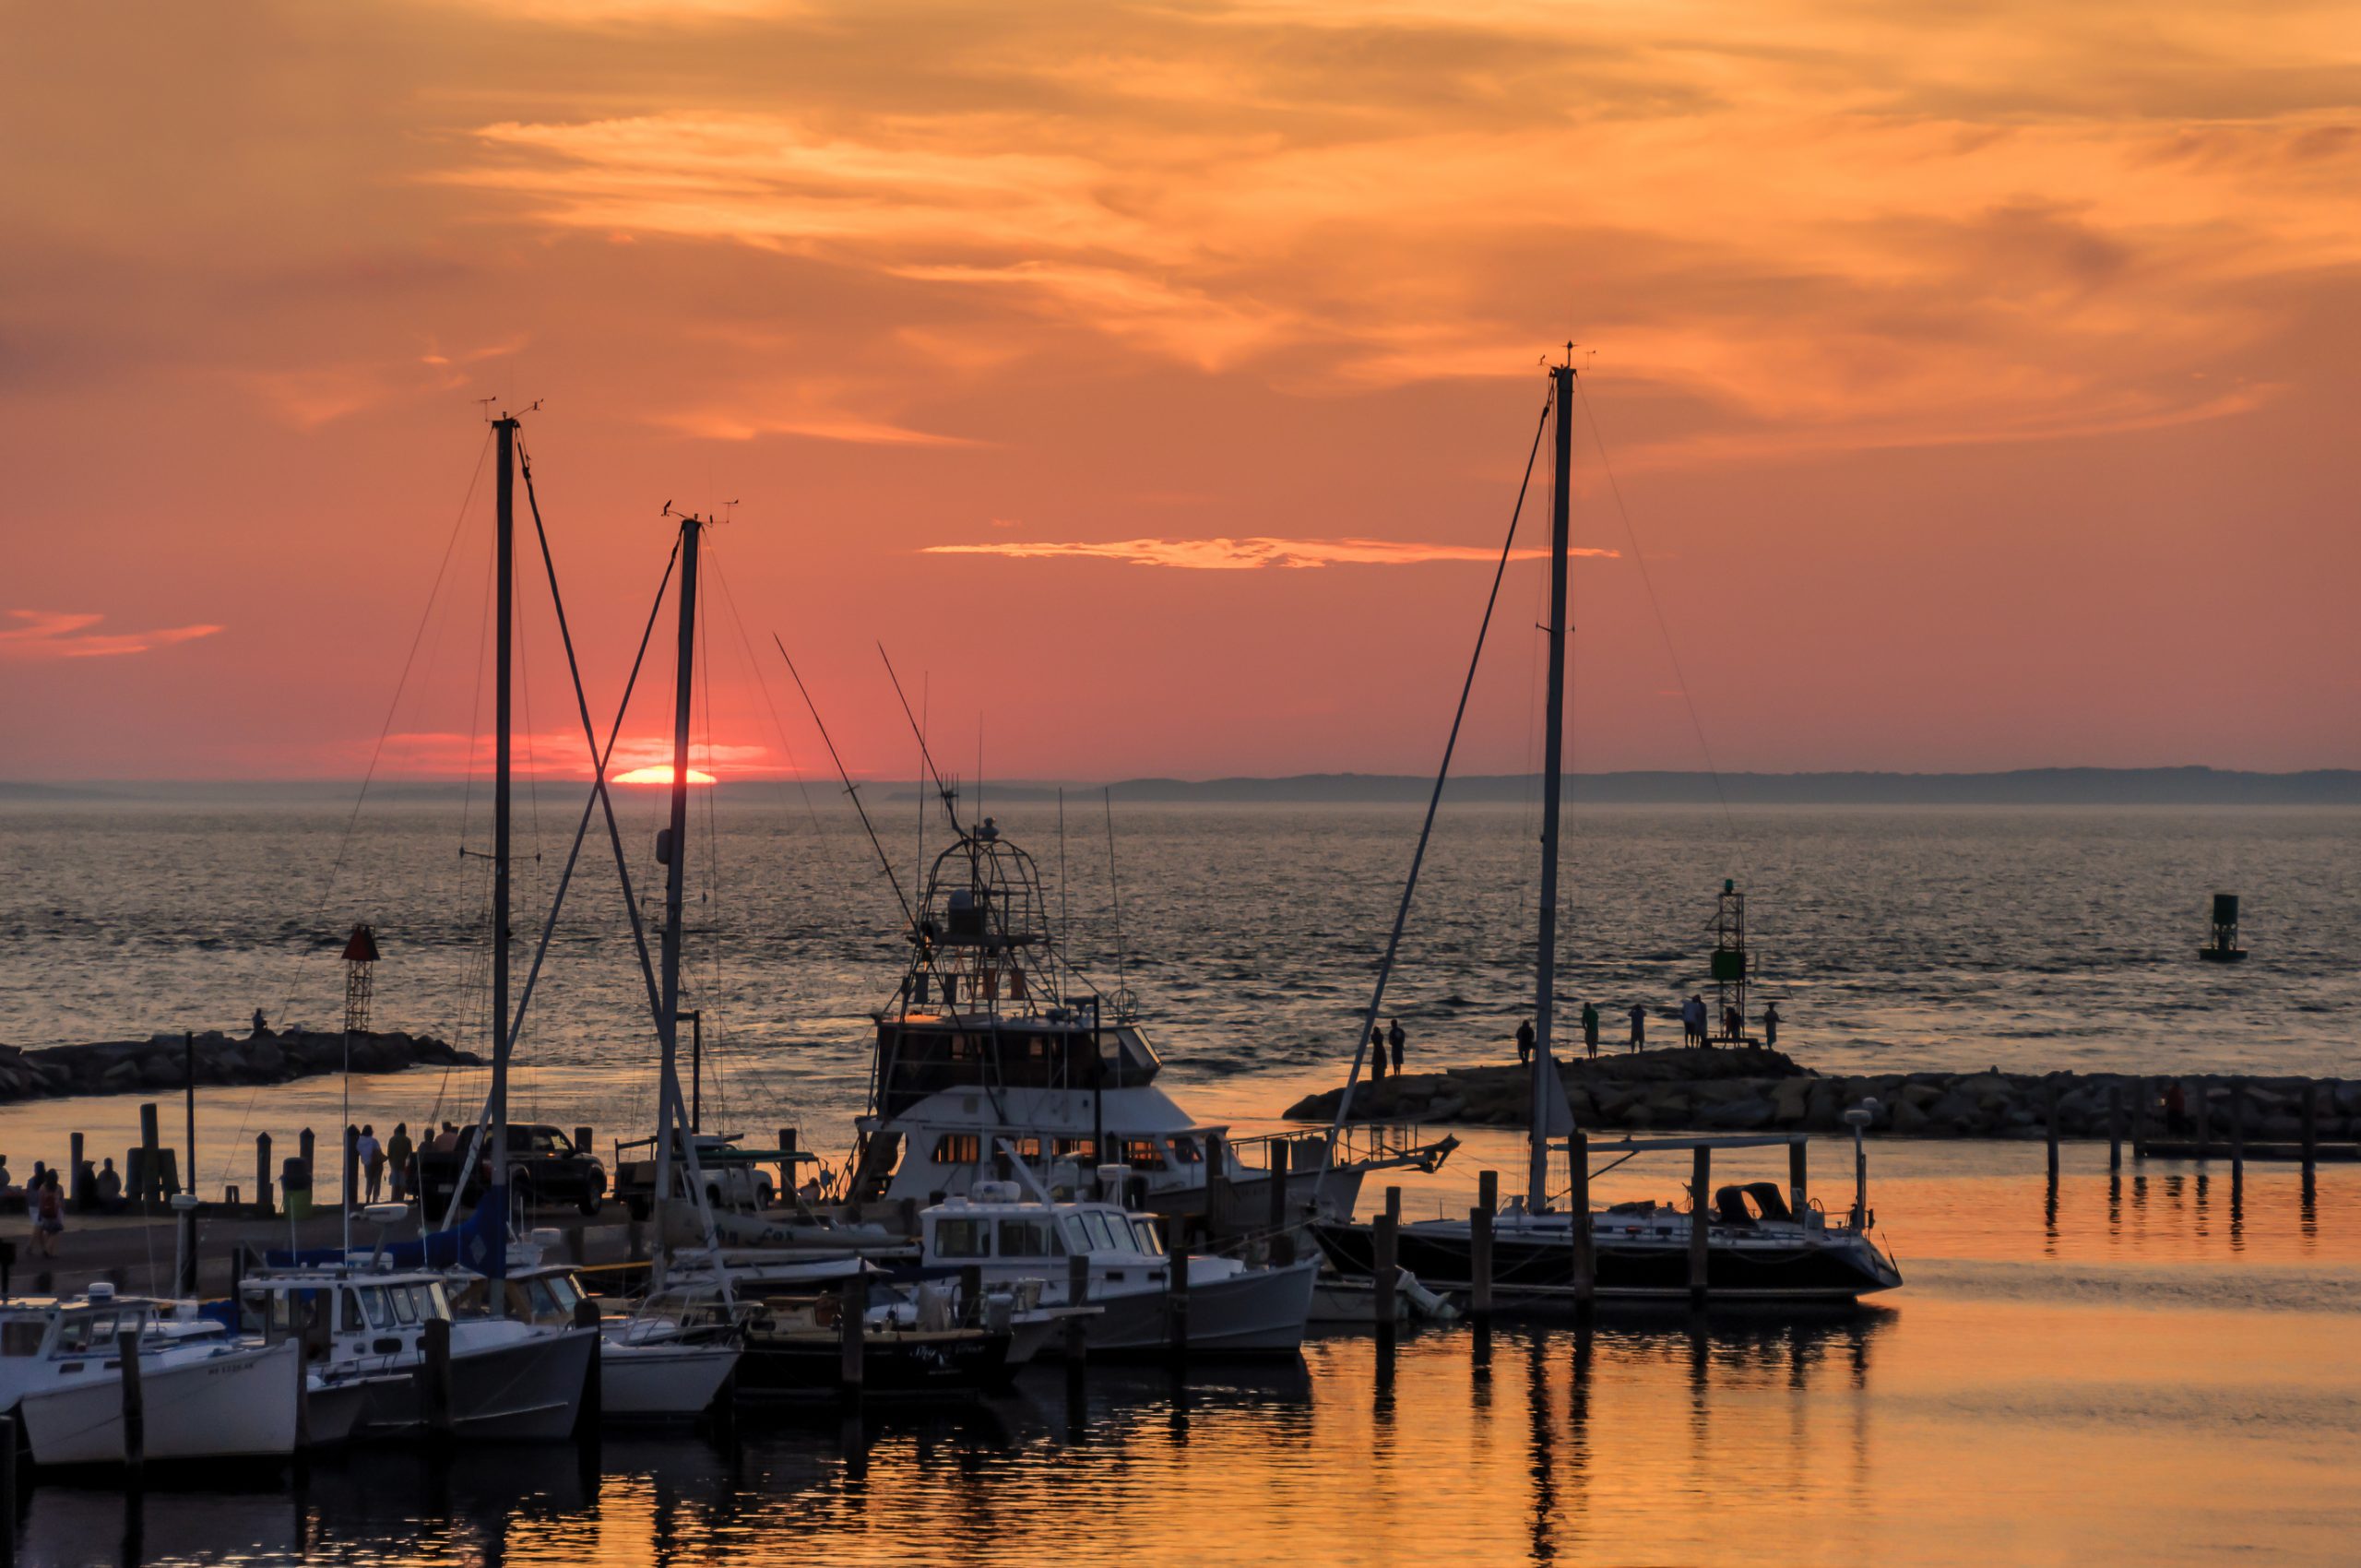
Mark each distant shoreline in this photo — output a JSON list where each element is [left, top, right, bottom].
[[6, 766, 2356, 807]]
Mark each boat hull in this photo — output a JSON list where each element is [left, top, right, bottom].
[[1311, 1218, 1901, 1303], [1065, 1259, 1317, 1355], [21, 1338, 300, 1467], [350, 1326, 594, 1442], [600, 1340, 740, 1420]]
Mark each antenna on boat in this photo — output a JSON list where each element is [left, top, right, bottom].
[[771, 634, 915, 931], [878, 642, 964, 837]]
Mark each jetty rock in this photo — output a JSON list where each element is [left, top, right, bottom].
[[0, 1028, 481, 1104], [1281, 1050, 2361, 1143]]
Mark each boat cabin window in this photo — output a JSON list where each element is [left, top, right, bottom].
[[2, 1321, 46, 1357], [1130, 1218, 1165, 1255], [998, 1219, 1055, 1257], [1168, 1136, 1203, 1165], [934, 1218, 991, 1258], [56, 1310, 120, 1355], [1053, 1138, 1096, 1162], [1079, 1211, 1122, 1252], [341, 1291, 367, 1333], [931, 1134, 982, 1166], [1113, 1138, 1168, 1170], [1061, 1215, 1093, 1253], [1110, 1027, 1160, 1076], [360, 1288, 395, 1330]]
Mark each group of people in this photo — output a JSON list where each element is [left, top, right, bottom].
[[1511, 998, 1785, 1062], [1367, 1018, 1408, 1079], [347, 1123, 421, 1203]]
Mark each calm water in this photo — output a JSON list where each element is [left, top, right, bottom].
[[11, 1133, 2361, 1567], [2, 801, 2357, 1564]]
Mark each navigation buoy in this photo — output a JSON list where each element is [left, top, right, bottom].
[[2200, 892, 2248, 963]]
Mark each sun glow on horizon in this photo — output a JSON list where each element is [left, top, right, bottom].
[[611, 764, 718, 786]]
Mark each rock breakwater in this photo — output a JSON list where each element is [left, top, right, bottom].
[[1282, 1049, 2361, 1141], [0, 1028, 481, 1103]]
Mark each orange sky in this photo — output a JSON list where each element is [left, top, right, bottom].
[[4, 1, 2358, 781]]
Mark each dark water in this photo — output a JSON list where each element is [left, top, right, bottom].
[[12, 1134, 2361, 1567]]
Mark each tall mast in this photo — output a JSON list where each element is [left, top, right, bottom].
[[489, 412, 518, 1310], [651, 516, 702, 1266], [1527, 361, 1574, 1211]]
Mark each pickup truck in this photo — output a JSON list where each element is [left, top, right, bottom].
[[413, 1123, 608, 1217], [611, 1131, 803, 1220]]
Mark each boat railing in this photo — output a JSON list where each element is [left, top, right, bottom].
[[1225, 1123, 1445, 1173]]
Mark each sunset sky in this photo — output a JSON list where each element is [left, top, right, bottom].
[[5, 1, 2357, 782]]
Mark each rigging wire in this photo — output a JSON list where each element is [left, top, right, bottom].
[[770, 632, 916, 931], [1319, 388, 1553, 1177], [1571, 373, 1736, 837], [705, 544, 824, 831]]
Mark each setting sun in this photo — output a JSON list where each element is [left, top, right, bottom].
[[611, 765, 718, 786]]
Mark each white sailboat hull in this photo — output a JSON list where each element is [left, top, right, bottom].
[[599, 1339, 738, 1420], [21, 1337, 300, 1467]]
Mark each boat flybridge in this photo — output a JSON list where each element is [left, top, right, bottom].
[[845, 816, 1455, 1224]]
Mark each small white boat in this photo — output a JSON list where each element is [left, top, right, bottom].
[[13, 1292, 300, 1467], [1308, 1267, 1461, 1325], [920, 1179, 1315, 1356]]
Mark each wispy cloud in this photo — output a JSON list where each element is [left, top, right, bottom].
[[922, 538, 1615, 569], [0, 611, 223, 661]]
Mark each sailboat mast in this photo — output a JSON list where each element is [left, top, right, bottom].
[[489, 413, 518, 1308], [651, 517, 701, 1256], [1527, 362, 1574, 1212]]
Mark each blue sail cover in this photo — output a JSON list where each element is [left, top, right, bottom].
[[265, 1185, 509, 1276]]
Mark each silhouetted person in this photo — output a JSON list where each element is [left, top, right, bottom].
[[1388, 1019, 1406, 1075], [1724, 1004, 1742, 1041], [1628, 1004, 1646, 1051], [1515, 1019, 1535, 1065], [1581, 1002, 1600, 1057], [360, 1124, 385, 1202], [387, 1123, 414, 1202], [1762, 1004, 1781, 1050], [94, 1158, 125, 1214], [1370, 1026, 1387, 1082], [251, 1007, 268, 1037], [1683, 994, 1708, 1048], [32, 1171, 65, 1259]]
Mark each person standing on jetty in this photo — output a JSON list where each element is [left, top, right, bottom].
[[1388, 1019, 1406, 1075], [1370, 1025, 1387, 1082], [360, 1124, 385, 1202], [1762, 1003, 1781, 1050], [1582, 1001, 1601, 1057], [1515, 1018, 1535, 1065], [1628, 1003, 1647, 1051]]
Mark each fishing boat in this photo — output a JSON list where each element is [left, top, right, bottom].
[[839, 814, 1455, 1226], [1308, 355, 1903, 1308], [918, 1176, 1316, 1356], [4, 1286, 302, 1467]]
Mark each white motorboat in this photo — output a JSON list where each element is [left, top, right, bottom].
[[598, 1294, 742, 1421], [840, 818, 1455, 1227], [919, 1179, 1316, 1356], [6, 1287, 301, 1467], [240, 1261, 593, 1442]]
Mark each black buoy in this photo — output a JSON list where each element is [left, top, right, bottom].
[[2201, 891, 2248, 963]]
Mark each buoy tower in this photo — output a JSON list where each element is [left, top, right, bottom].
[[2200, 893, 2248, 963]]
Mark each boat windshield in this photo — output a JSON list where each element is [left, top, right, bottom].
[[1130, 1218, 1165, 1255], [1079, 1210, 1121, 1252]]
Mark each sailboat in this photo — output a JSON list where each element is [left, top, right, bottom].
[[1310, 357, 1903, 1306], [244, 412, 597, 1437]]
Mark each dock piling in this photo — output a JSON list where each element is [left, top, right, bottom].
[[1205, 1131, 1228, 1238], [2130, 1077, 2148, 1160], [1372, 1205, 1399, 1341], [1471, 1170, 1497, 1322], [838, 1270, 867, 1397], [1568, 1133, 1594, 1315], [2231, 1077, 2246, 1188], [1166, 1214, 1191, 1360], [342, 1125, 359, 1212], [138, 1102, 162, 1204], [2302, 1085, 2319, 1186], [68, 1131, 86, 1207], [255, 1133, 273, 1218], [421, 1317, 454, 1437], [1065, 1253, 1091, 1366], [2108, 1083, 2124, 1170], [118, 1327, 145, 1479], [2045, 1083, 2061, 1180], [2193, 1078, 2211, 1158], [1267, 1139, 1292, 1264], [1689, 1146, 1711, 1311]]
